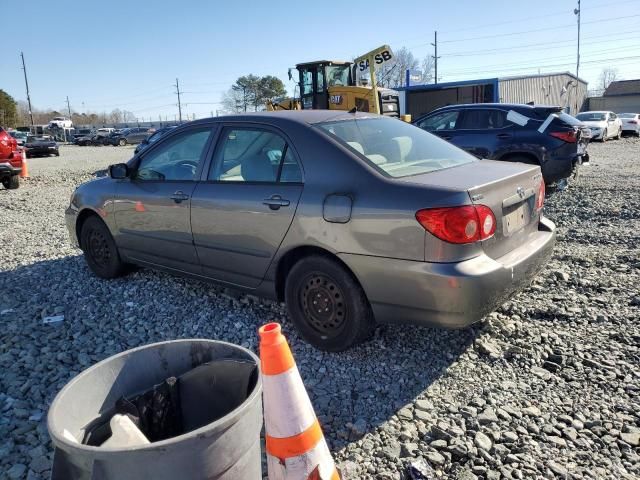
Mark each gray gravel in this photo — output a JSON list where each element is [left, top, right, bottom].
[[1, 140, 639, 479]]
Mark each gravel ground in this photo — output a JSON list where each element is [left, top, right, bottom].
[[1, 140, 639, 480]]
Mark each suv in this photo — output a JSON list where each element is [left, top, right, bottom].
[[108, 127, 151, 146], [0, 127, 22, 189], [413, 104, 590, 185]]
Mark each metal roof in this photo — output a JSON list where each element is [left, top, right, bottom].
[[604, 79, 640, 96]]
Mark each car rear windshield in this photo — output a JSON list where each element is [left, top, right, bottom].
[[557, 112, 582, 126], [576, 113, 606, 121], [618, 113, 636, 118], [317, 117, 476, 178]]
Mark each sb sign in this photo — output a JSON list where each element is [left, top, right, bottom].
[[357, 49, 393, 72], [330, 95, 343, 105]]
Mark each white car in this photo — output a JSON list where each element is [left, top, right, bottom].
[[618, 113, 640, 136], [575, 111, 622, 142], [48, 116, 73, 129]]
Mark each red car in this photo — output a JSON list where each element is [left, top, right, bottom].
[[0, 127, 23, 189]]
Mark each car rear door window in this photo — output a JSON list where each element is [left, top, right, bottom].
[[209, 128, 302, 183], [134, 128, 212, 181], [458, 109, 509, 129], [417, 111, 460, 131]]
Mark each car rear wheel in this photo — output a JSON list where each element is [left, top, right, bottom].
[[2, 175, 19, 190], [80, 216, 126, 279], [118, 138, 127, 146], [285, 255, 375, 351]]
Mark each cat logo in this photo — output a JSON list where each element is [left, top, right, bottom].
[[329, 95, 343, 105]]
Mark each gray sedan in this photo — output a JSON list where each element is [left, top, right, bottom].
[[66, 111, 555, 351]]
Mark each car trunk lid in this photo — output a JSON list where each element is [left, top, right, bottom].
[[397, 159, 544, 260]]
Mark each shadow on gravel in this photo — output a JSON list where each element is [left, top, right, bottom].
[[0, 255, 479, 452]]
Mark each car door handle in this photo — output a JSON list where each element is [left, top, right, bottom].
[[496, 133, 512, 139], [263, 195, 290, 210], [170, 191, 190, 203]]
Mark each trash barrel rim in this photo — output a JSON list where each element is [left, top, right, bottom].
[[47, 338, 262, 452]]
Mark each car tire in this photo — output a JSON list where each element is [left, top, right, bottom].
[[25, 153, 31, 159], [2, 175, 19, 190], [118, 139, 127, 146], [284, 255, 375, 351], [616, 128, 622, 140], [80, 216, 126, 279], [55, 152, 60, 157], [601, 129, 608, 142]]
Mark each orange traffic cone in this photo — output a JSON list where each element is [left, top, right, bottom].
[[19, 154, 29, 178], [259, 323, 340, 480]]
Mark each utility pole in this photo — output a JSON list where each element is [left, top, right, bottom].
[[66, 96, 72, 118], [574, 0, 581, 113], [431, 31, 440, 84], [20, 52, 34, 127], [174, 78, 183, 123]]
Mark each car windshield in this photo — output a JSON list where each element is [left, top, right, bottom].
[[618, 113, 635, 118], [317, 117, 476, 178], [576, 112, 606, 121], [557, 112, 583, 126]]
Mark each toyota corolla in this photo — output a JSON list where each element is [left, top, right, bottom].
[[66, 111, 555, 351]]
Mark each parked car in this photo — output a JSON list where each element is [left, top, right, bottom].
[[108, 127, 152, 146], [618, 113, 640, 136], [48, 116, 73, 129], [413, 104, 589, 185], [8, 130, 28, 146], [134, 126, 177, 154], [25, 135, 59, 158], [0, 127, 22, 189], [575, 111, 622, 141], [66, 111, 555, 351]]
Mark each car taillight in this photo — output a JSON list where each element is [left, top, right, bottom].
[[536, 181, 545, 212], [629, 120, 638, 124], [549, 130, 577, 143], [416, 205, 496, 244]]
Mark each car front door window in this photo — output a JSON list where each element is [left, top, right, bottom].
[[418, 111, 460, 131], [135, 129, 212, 181]]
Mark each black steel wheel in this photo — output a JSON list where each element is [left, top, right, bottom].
[[80, 216, 126, 279], [285, 255, 374, 351]]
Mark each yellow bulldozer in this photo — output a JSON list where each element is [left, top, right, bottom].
[[267, 45, 410, 121]]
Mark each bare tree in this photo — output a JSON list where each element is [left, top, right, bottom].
[[421, 55, 435, 84], [598, 67, 620, 91], [220, 87, 244, 113], [122, 110, 136, 123], [109, 109, 123, 124]]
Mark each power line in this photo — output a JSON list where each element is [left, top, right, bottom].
[[441, 30, 640, 57], [412, 13, 640, 46], [439, 0, 639, 34]]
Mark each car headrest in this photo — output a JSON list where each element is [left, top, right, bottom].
[[391, 136, 412, 162], [241, 154, 274, 182]]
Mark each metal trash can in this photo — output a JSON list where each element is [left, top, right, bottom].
[[47, 339, 262, 480]]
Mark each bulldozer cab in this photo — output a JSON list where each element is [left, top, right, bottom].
[[295, 61, 353, 110]]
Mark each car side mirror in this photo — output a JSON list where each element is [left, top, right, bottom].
[[109, 163, 129, 179]]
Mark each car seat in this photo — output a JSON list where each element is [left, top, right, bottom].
[[241, 154, 275, 182], [391, 136, 412, 162]]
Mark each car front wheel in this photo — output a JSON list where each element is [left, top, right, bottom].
[[285, 255, 375, 351], [118, 138, 127, 146], [80, 216, 126, 279]]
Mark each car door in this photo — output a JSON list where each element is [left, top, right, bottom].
[[113, 126, 215, 273], [190, 125, 304, 288], [452, 108, 514, 159], [415, 110, 461, 144], [608, 112, 619, 137]]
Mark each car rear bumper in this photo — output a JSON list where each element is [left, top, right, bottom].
[[0, 161, 22, 177], [339, 216, 556, 329]]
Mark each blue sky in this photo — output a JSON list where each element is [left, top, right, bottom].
[[3, 0, 639, 121]]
